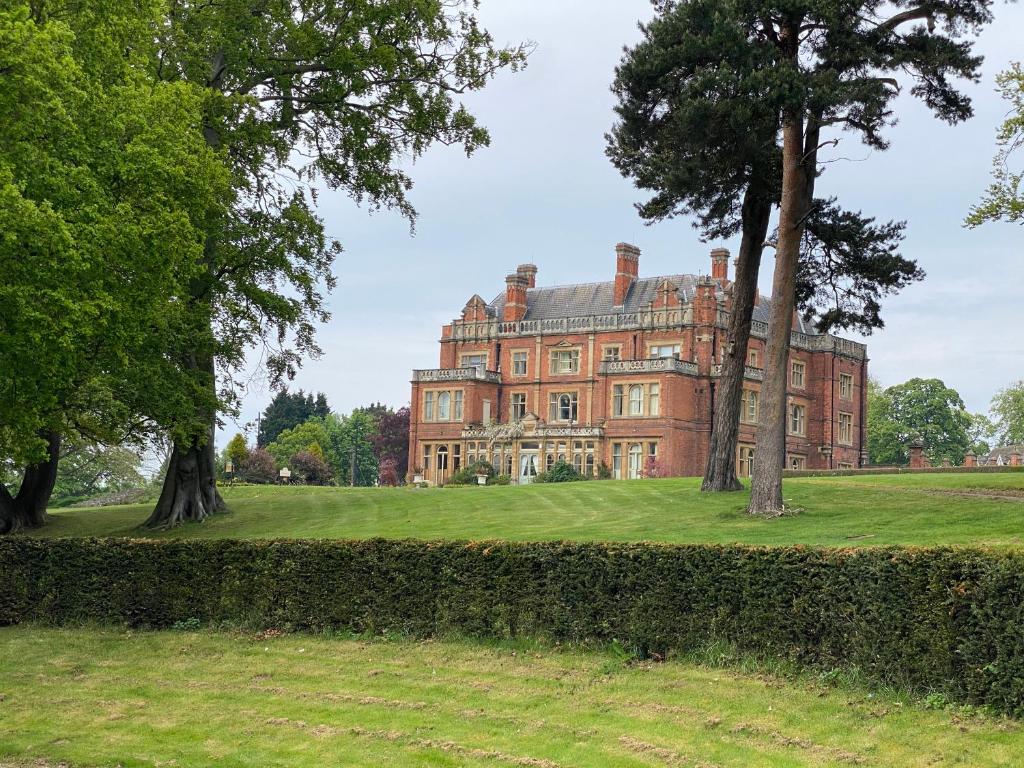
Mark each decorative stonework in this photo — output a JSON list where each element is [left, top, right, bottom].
[[412, 367, 501, 383], [600, 358, 698, 376]]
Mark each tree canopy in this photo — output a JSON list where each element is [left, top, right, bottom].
[[990, 381, 1024, 446], [966, 63, 1024, 227], [868, 378, 974, 465]]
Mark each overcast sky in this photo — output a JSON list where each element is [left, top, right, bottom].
[[219, 1, 1024, 445]]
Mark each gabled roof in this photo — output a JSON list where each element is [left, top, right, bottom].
[[489, 275, 819, 335]]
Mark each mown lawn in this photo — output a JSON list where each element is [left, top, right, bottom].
[[0, 626, 1020, 768], [31, 473, 1024, 548]]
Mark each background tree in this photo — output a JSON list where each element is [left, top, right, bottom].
[[0, 0, 226, 533], [867, 378, 973, 466], [967, 412, 996, 457], [50, 433, 144, 506], [146, 0, 530, 526], [746, 0, 990, 514], [265, 418, 330, 469], [238, 448, 277, 484], [370, 407, 411, 482], [990, 381, 1024, 445], [256, 390, 330, 447], [966, 63, 1024, 226], [223, 433, 249, 470], [289, 450, 333, 486], [326, 411, 379, 487]]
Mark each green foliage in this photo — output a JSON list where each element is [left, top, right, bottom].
[[257, 390, 330, 448], [324, 412, 378, 487], [533, 460, 584, 484], [966, 63, 1024, 227], [446, 461, 496, 487], [50, 434, 143, 504], [0, 1, 227, 466], [597, 462, 612, 480], [990, 381, 1024, 447], [265, 418, 330, 469], [868, 378, 973, 466], [224, 433, 249, 468], [5, 538, 1024, 715]]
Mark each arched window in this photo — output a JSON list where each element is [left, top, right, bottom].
[[629, 385, 643, 415], [436, 445, 449, 470], [438, 391, 451, 421], [573, 454, 583, 473]]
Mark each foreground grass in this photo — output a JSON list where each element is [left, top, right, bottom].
[[31, 473, 1024, 548], [0, 627, 1020, 767]]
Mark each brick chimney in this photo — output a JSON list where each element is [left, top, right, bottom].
[[613, 242, 640, 307], [517, 263, 537, 288], [503, 273, 528, 322], [710, 247, 730, 282], [694, 276, 718, 326]]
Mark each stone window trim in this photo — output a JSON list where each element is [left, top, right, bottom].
[[747, 348, 760, 367], [740, 388, 759, 424], [838, 411, 854, 446], [737, 444, 755, 478], [839, 372, 854, 400], [601, 344, 622, 362], [510, 349, 529, 377], [548, 347, 582, 376], [460, 351, 489, 368], [788, 454, 807, 470], [547, 390, 579, 423], [790, 359, 806, 389], [510, 391, 528, 422], [422, 388, 464, 423], [610, 381, 661, 418], [647, 341, 684, 359], [788, 400, 807, 437]]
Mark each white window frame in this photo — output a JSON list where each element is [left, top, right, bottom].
[[791, 360, 806, 389], [839, 373, 853, 400], [789, 403, 806, 436], [838, 412, 854, 445], [510, 392, 527, 422], [549, 348, 581, 375], [511, 350, 528, 377]]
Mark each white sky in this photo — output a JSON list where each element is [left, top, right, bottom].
[[218, 0, 1024, 446]]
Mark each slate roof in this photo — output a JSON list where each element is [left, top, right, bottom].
[[489, 275, 819, 335], [982, 445, 1023, 464]]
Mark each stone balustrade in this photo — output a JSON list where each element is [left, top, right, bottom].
[[412, 367, 501, 384], [599, 358, 699, 376]]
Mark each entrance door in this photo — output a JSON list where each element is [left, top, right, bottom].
[[518, 452, 539, 484]]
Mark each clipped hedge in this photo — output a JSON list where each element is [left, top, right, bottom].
[[784, 465, 1024, 478], [2, 538, 1023, 714]]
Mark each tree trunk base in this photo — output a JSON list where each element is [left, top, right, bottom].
[[0, 432, 60, 535], [145, 439, 224, 528]]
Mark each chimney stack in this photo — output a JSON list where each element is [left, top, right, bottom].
[[517, 263, 538, 289], [503, 273, 528, 322], [710, 247, 730, 283], [613, 242, 640, 307]]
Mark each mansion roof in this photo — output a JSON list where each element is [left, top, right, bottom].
[[489, 274, 820, 335]]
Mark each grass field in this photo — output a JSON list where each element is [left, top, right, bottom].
[[30, 473, 1024, 548], [1, 626, 1020, 768]]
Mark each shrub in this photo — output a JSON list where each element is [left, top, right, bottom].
[[491, 474, 512, 485], [3, 539, 1024, 715], [238, 448, 277, 484], [289, 450, 333, 485], [445, 461, 496, 486], [597, 461, 612, 480], [534, 460, 584, 483], [378, 458, 400, 487]]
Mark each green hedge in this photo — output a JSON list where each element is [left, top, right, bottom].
[[784, 465, 1024, 478], [2, 538, 1023, 714]]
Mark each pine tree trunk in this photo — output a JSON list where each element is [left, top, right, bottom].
[[145, 353, 224, 528], [748, 104, 820, 514], [701, 186, 773, 492], [0, 431, 61, 534]]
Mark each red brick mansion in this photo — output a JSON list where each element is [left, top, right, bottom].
[[409, 243, 868, 484]]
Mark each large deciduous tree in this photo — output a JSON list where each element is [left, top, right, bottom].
[[990, 381, 1024, 446], [0, 1, 225, 533], [745, 0, 990, 514], [145, 0, 529, 527], [867, 378, 973, 465]]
